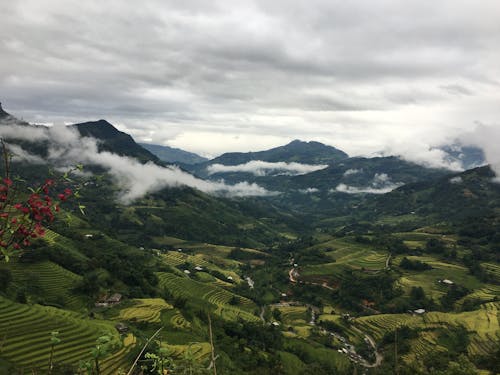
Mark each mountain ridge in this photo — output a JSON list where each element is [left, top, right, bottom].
[[139, 142, 208, 165]]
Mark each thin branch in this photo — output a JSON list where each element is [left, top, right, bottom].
[[207, 313, 217, 375], [126, 327, 163, 375]]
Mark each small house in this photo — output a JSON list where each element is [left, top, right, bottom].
[[194, 266, 203, 271], [115, 323, 129, 334], [107, 293, 123, 305], [227, 276, 233, 281], [442, 279, 454, 285], [414, 308, 426, 315], [184, 270, 191, 275]]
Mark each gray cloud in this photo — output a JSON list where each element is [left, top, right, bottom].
[[1, 1, 500, 161]]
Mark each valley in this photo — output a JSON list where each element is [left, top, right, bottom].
[[0, 109, 498, 374]]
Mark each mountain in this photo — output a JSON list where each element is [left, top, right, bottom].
[[0, 102, 30, 126], [371, 165, 500, 223], [209, 139, 348, 165], [187, 139, 349, 179], [0, 102, 9, 119], [139, 143, 208, 164], [73, 120, 160, 163], [287, 156, 449, 192]]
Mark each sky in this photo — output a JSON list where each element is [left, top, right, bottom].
[[1, 0, 500, 164]]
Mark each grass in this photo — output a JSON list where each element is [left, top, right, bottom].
[[395, 255, 484, 300], [0, 296, 132, 373]]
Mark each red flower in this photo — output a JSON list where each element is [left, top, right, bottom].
[[3, 178, 12, 187], [58, 194, 66, 201]]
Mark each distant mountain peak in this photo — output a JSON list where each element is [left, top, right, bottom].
[[0, 102, 12, 119], [73, 119, 122, 138], [72, 119, 160, 163]]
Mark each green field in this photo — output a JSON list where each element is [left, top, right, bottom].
[[301, 237, 388, 278], [395, 255, 484, 300], [0, 296, 133, 374]]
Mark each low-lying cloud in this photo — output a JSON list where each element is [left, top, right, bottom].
[[343, 168, 362, 176], [298, 187, 319, 194], [207, 160, 328, 176], [0, 121, 274, 202], [334, 173, 403, 195], [462, 124, 500, 180]]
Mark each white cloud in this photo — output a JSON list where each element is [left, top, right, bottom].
[[333, 173, 403, 194], [343, 168, 361, 176], [206, 160, 328, 176], [463, 123, 500, 179], [449, 176, 463, 184], [298, 187, 319, 194], [5, 143, 45, 164], [0, 122, 274, 202]]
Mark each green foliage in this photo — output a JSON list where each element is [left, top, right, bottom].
[[400, 257, 432, 271]]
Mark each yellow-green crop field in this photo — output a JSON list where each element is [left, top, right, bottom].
[[0, 296, 133, 374]]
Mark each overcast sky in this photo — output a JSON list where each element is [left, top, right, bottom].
[[1, 0, 499, 162]]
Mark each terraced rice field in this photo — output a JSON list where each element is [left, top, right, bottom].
[[0, 297, 132, 373], [456, 284, 500, 306], [355, 314, 423, 341], [301, 248, 387, 277], [100, 333, 136, 375], [355, 303, 500, 357], [43, 229, 90, 263], [163, 342, 211, 361], [277, 306, 308, 325], [424, 302, 500, 355], [482, 262, 500, 282], [403, 331, 447, 362], [162, 251, 241, 282], [157, 272, 258, 322], [116, 298, 172, 323], [4, 260, 84, 310]]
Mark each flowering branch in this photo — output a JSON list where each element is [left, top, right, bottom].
[[0, 139, 82, 262]]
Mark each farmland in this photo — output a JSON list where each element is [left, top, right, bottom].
[[0, 296, 131, 374]]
